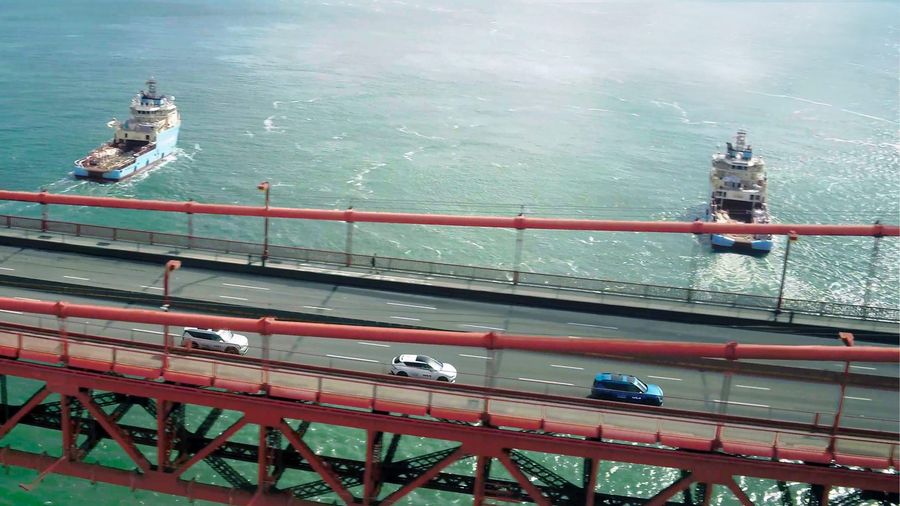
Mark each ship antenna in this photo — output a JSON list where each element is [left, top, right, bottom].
[[735, 129, 747, 150]]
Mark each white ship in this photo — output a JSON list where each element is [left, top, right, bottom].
[[707, 130, 773, 253], [73, 78, 180, 182]]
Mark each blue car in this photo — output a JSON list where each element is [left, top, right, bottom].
[[590, 373, 664, 406]]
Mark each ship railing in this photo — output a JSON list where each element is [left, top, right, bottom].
[[0, 215, 897, 323]]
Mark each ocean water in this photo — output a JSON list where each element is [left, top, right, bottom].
[[0, 1, 898, 504]]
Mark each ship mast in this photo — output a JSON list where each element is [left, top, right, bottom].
[[146, 77, 158, 99]]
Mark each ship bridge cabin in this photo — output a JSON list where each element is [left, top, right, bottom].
[[111, 78, 180, 151]]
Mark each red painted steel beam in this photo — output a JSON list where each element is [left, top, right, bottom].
[[173, 418, 248, 479], [1, 190, 896, 236], [278, 420, 356, 504], [1, 359, 895, 492], [0, 386, 50, 440], [380, 446, 468, 506], [74, 391, 151, 473], [497, 450, 552, 506], [645, 473, 694, 506], [2, 297, 898, 363], [0, 449, 317, 506]]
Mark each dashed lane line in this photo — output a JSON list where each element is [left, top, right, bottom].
[[459, 354, 492, 360], [132, 328, 164, 335], [0, 309, 22, 315], [63, 275, 90, 281], [647, 375, 682, 382], [460, 324, 505, 331], [551, 364, 584, 371], [735, 385, 771, 391], [713, 400, 770, 409], [223, 283, 270, 291], [390, 316, 421, 321], [303, 306, 332, 311], [358, 342, 390, 348], [845, 396, 872, 401], [567, 322, 618, 330], [387, 302, 436, 310], [326, 354, 379, 363], [518, 378, 575, 387], [219, 295, 249, 301], [140, 285, 164, 290]]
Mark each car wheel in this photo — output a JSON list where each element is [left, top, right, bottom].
[[396, 371, 408, 377], [437, 376, 449, 382], [225, 347, 239, 355], [188, 341, 198, 349]]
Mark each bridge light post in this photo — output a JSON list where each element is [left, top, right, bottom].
[[829, 332, 854, 451], [258, 182, 271, 267], [775, 232, 798, 315], [162, 260, 181, 361]]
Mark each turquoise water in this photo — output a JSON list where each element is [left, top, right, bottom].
[[0, 1, 898, 504]]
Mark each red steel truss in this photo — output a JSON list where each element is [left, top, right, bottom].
[[1, 190, 897, 236], [0, 356, 897, 506], [0, 298, 897, 504]]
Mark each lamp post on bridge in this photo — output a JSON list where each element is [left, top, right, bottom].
[[162, 260, 181, 359], [258, 181, 271, 267]]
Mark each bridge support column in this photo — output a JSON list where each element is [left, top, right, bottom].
[[363, 429, 384, 504], [582, 457, 599, 506]]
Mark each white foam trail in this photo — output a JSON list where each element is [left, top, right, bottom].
[[396, 126, 445, 140], [272, 101, 281, 109], [840, 109, 897, 124], [746, 90, 832, 107]]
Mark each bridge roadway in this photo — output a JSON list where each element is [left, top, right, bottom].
[[0, 244, 897, 434]]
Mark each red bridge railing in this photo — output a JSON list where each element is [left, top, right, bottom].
[[0, 190, 896, 236]]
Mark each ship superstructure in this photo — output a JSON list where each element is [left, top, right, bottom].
[[73, 78, 180, 182], [707, 130, 773, 253]]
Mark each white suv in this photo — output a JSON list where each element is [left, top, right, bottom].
[[181, 328, 250, 355], [389, 354, 457, 383]]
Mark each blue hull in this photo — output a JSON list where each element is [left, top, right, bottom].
[[73, 126, 179, 182], [711, 233, 773, 254]]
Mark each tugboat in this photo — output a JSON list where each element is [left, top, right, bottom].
[[73, 78, 180, 182], [707, 130, 773, 253]]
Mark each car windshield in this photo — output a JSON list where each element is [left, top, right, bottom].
[[425, 357, 443, 370], [633, 378, 648, 392], [217, 330, 233, 339]]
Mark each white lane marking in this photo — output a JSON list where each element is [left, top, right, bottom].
[[63, 275, 90, 281], [219, 295, 248, 301], [736, 384, 771, 391], [518, 377, 575, 386], [850, 365, 877, 371], [358, 342, 390, 348], [0, 267, 14, 271], [14, 297, 40, 301], [713, 400, 770, 409], [140, 285, 164, 291], [648, 375, 683, 382], [223, 282, 270, 291], [132, 328, 164, 335], [845, 396, 872, 401], [303, 306, 332, 311], [460, 324, 505, 331], [387, 302, 436, 310], [567, 322, 618, 330], [390, 316, 421, 321], [326, 354, 379, 363], [0, 309, 23, 314], [459, 354, 491, 360], [551, 364, 584, 371]]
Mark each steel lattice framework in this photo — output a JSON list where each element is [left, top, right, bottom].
[[0, 358, 897, 506], [0, 297, 897, 505]]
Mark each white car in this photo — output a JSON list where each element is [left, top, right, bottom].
[[389, 354, 457, 383], [181, 328, 250, 355]]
